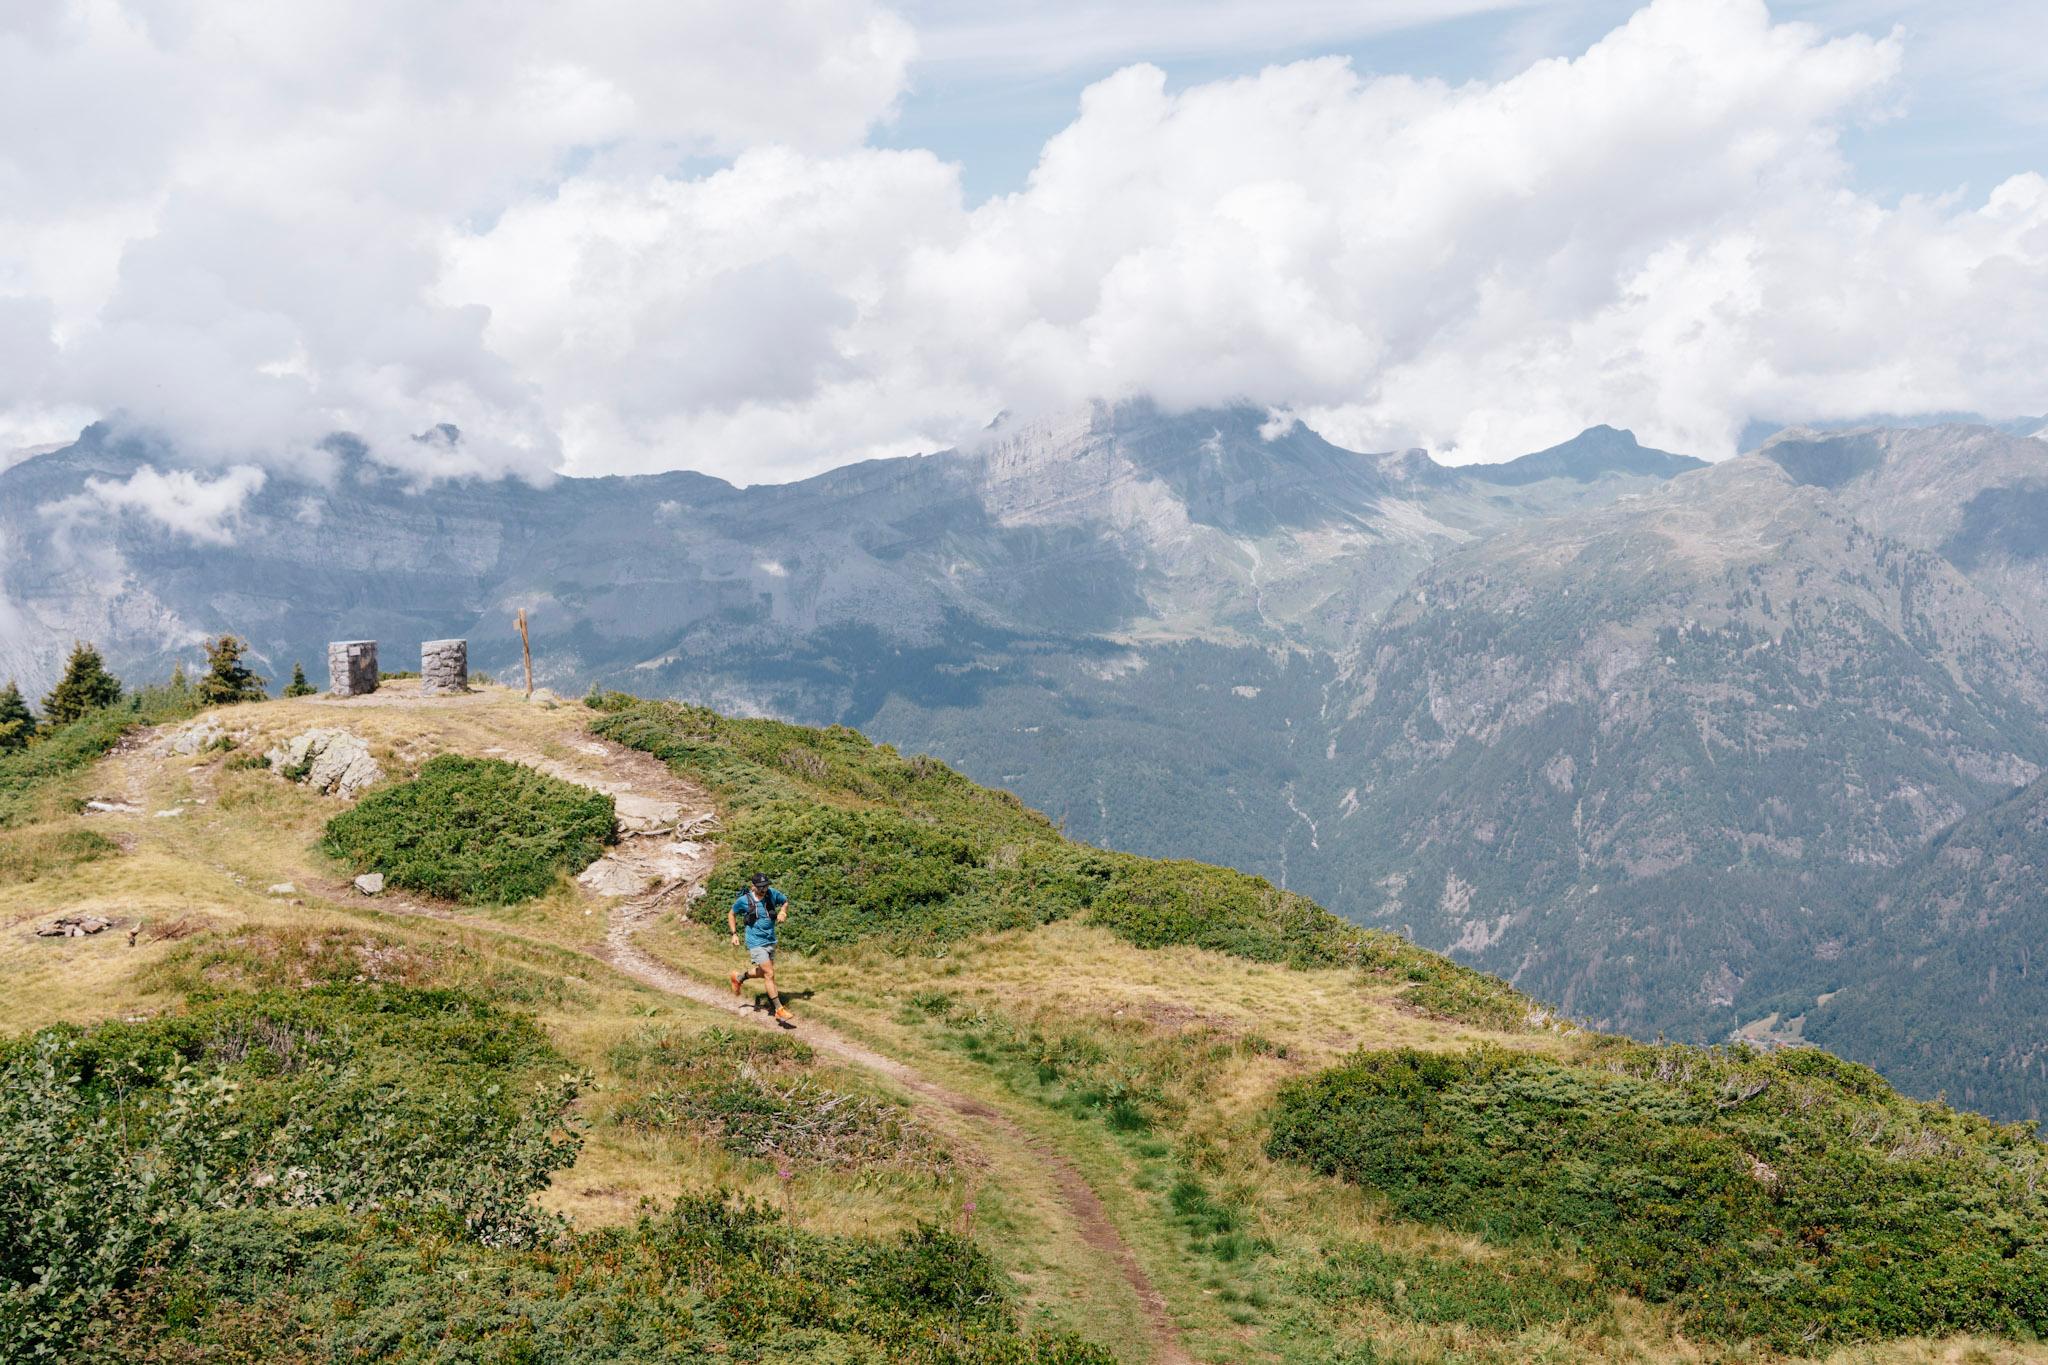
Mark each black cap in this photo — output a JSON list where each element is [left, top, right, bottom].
[[749, 872, 770, 888]]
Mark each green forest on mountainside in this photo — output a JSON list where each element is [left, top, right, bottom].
[[1743, 772, 2048, 1127]]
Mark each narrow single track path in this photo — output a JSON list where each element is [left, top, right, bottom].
[[601, 886, 1192, 1365], [560, 726, 1193, 1365]]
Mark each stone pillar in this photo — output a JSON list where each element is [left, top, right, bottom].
[[421, 639, 469, 695], [327, 640, 378, 696]]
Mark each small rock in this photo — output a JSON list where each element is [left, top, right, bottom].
[[526, 687, 562, 705], [353, 873, 385, 896], [38, 914, 112, 937], [153, 808, 185, 818], [83, 799, 141, 815], [266, 882, 297, 896]]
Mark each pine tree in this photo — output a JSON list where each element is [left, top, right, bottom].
[[284, 661, 316, 698], [197, 634, 269, 705], [41, 642, 123, 725], [0, 679, 33, 751]]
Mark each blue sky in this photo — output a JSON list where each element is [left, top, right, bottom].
[[883, 0, 2048, 206]]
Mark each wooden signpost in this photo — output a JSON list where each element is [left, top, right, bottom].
[[514, 608, 533, 698]]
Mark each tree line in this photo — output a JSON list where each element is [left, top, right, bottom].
[[0, 637, 317, 751]]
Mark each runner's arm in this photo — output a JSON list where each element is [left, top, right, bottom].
[[727, 905, 740, 943]]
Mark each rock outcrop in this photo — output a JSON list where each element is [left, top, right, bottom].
[[265, 728, 382, 799]]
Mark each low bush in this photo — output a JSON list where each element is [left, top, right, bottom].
[[320, 755, 616, 904], [610, 1024, 947, 1174], [7, 994, 1096, 1363], [1266, 1041, 2048, 1348], [73, 1198, 1115, 1364], [0, 986, 580, 1358]]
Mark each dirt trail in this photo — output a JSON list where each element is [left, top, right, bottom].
[[537, 735, 1195, 1365]]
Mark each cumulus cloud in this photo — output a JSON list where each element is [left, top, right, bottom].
[[2, 0, 2045, 483], [440, 0, 2048, 476], [0, 0, 915, 476], [46, 464, 268, 545]]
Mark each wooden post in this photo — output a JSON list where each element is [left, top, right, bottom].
[[515, 608, 533, 698]]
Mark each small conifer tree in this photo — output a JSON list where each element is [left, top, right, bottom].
[[0, 679, 33, 751], [41, 642, 123, 725], [284, 661, 316, 698], [169, 662, 190, 694], [197, 634, 269, 705]]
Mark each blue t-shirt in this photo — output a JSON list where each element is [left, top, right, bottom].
[[733, 888, 787, 948]]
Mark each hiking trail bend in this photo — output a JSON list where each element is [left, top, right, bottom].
[[548, 736, 1196, 1365]]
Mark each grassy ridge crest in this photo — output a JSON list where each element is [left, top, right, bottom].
[[590, 697, 1529, 1026]]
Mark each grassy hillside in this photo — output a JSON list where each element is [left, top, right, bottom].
[[588, 697, 1528, 1027], [1, 681, 2044, 1363]]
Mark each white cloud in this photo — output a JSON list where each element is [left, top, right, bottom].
[[2, 0, 2046, 484], [0, 0, 915, 475], [46, 464, 267, 544]]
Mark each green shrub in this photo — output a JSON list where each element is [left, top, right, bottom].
[[320, 755, 616, 904], [611, 1024, 947, 1173], [1267, 1041, 2048, 1348], [1091, 858, 1364, 967], [705, 800, 1002, 953], [0, 986, 580, 1358], [74, 1198, 1114, 1364]]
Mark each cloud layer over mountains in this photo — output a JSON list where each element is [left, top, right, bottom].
[[2, 0, 2044, 489]]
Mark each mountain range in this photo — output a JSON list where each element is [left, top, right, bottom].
[[3, 403, 2045, 1121]]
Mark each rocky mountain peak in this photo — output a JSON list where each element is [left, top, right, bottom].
[[1461, 423, 1706, 486]]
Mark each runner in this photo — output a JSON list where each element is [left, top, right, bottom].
[[728, 872, 794, 1025]]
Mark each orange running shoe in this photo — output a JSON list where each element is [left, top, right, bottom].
[[729, 971, 743, 996]]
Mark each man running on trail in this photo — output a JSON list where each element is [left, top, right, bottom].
[[729, 872, 794, 1025]]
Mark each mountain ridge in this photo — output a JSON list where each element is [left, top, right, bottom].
[[8, 402, 2048, 1122]]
